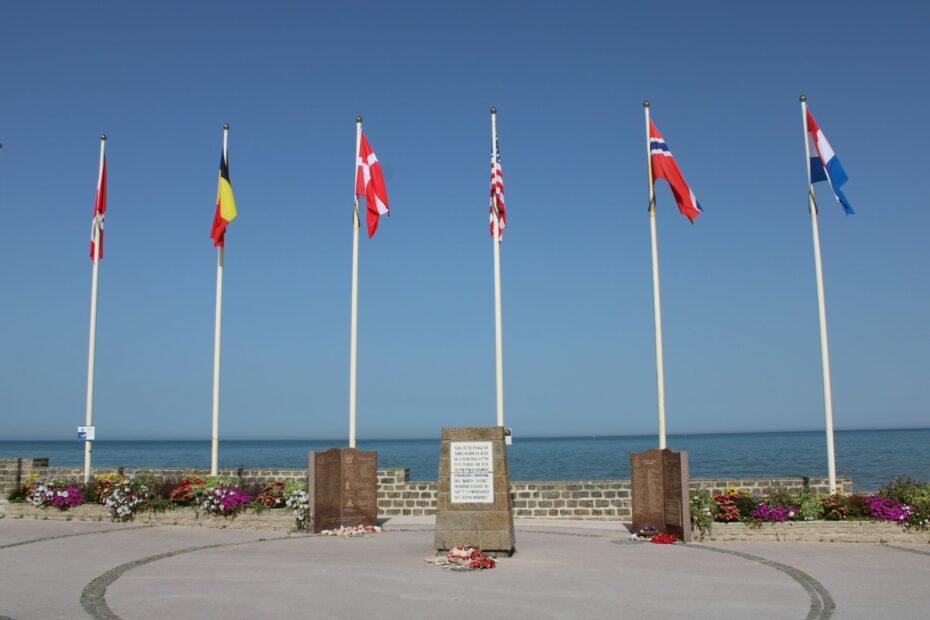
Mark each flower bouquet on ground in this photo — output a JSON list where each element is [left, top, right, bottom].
[[650, 533, 678, 544], [633, 525, 659, 540], [446, 545, 496, 569], [320, 525, 383, 536]]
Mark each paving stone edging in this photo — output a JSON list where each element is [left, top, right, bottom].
[[7, 503, 928, 543], [698, 520, 930, 544], [4, 503, 297, 532]]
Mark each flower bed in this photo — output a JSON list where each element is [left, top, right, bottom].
[[5, 474, 312, 531]]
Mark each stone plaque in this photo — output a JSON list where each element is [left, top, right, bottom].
[[451, 441, 494, 503], [308, 447, 377, 533], [630, 448, 692, 542], [435, 427, 515, 556]]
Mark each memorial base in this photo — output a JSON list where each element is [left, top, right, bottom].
[[630, 448, 692, 542], [308, 447, 377, 534], [434, 426, 515, 556]]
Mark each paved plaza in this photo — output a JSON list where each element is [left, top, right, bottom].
[[1, 515, 928, 619]]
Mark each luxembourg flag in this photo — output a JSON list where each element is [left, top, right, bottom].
[[807, 109, 854, 215]]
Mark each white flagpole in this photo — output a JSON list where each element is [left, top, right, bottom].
[[490, 107, 505, 428], [800, 95, 838, 493], [210, 123, 229, 476], [644, 101, 667, 450], [84, 134, 106, 483], [349, 117, 362, 449]]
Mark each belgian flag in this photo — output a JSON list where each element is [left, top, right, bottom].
[[209, 144, 237, 247]]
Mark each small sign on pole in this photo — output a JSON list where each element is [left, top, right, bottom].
[[77, 426, 95, 442]]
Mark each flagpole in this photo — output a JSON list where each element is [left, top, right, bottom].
[[84, 134, 106, 483], [643, 101, 667, 450], [349, 117, 362, 449], [490, 108, 505, 428], [210, 124, 229, 476], [800, 95, 837, 493]]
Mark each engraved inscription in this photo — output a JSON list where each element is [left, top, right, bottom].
[[451, 441, 494, 503]]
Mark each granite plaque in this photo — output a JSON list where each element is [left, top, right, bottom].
[[630, 448, 692, 542], [451, 441, 494, 503], [435, 427, 515, 556], [308, 447, 377, 533]]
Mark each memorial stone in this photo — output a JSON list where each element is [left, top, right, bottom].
[[630, 448, 692, 541], [435, 426, 515, 556], [308, 447, 377, 533]]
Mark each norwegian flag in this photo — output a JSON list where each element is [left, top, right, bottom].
[[649, 119, 702, 223], [89, 154, 107, 260], [489, 142, 506, 239], [355, 132, 389, 238]]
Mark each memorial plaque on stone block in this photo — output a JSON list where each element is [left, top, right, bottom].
[[630, 448, 691, 542], [435, 427, 515, 556], [308, 447, 377, 533]]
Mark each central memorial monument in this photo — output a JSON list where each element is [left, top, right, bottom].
[[308, 447, 377, 533], [434, 426, 515, 555]]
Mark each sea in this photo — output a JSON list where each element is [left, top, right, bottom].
[[2, 429, 929, 492]]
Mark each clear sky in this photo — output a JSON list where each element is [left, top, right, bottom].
[[2, 1, 928, 441]]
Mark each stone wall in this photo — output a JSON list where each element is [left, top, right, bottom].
[[700, 520, 930, 544], [1, 458, 852, 522]]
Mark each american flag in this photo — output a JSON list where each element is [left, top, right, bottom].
[[489, 140, 506, 239]]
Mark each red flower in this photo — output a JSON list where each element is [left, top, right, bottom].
[[650, 533, 678, 544]]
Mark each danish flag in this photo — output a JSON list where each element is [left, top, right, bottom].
[[355, 132, 389, 237], [649, 119, 702, 223]]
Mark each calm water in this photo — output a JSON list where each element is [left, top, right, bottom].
[[2, 429, 928, 491]]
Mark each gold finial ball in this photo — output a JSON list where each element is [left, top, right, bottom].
[[643, 100, 650, 108], [799, 95, 806, 102], [356, 116, 363, 123], [100, 134, 107, 141], [490, 107, 497, 114], [223, 123, 230, 130]]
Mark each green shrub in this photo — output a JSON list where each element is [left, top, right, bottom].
[[689, 490, 716, 539], [735, 494, 759, 517]]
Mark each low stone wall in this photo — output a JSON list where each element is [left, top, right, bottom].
[[1, 457, 851, 522], [698, 520, 930, 544], [4, 503, 295, 531]]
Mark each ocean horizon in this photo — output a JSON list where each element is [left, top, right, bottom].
[[3, 428, 929, 491]]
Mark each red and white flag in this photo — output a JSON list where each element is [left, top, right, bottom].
[[89, 155, 107, 260], [489, 143, 506, 239], [355, 132, 389, 238], [649, 119, 702, 223]]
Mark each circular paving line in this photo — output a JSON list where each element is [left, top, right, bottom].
[[687, 544, 835, 620], [80, 535, 309, 620], [881, 543, 930, 557], [0, 525, 154, 551]]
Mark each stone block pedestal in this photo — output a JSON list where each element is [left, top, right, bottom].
[[434, 426, 515, 556]]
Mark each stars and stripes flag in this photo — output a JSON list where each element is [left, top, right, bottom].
[[209, 145, 237, 247], [806, 109, 854, 215], [89, 153, 107, 260], [490, 141, 506, 239], [356, 131, 389, 238], [649, 119, 702, 223]]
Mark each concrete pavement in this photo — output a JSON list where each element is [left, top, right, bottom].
[[0, 516, 927, 619]]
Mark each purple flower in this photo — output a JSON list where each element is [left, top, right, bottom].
[[863, 495, 913, 522], [750, 503, 798, 522]]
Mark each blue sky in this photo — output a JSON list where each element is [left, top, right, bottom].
[[2, 1, 928, 441]]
